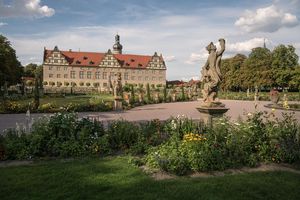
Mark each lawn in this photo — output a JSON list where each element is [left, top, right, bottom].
[[17, 94, 114, 107], [1, 157, 300, 200]]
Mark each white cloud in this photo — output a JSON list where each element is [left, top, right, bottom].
[[181, 76, 200, 82], [164, 55, 176, 62], [160, 15, 200, 27], [0, 0, 55, 18], [185, 51, 208, 65], [227, 38, 268, 53], [0, 22, 7, 27], [235, 5, 298, 32]]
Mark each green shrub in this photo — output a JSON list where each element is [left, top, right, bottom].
[[2, 129, 31, 160], [145, 113, 300, 175], [107, 120, 141, 150]]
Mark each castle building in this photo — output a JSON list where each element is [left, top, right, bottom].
[[42, 34, 167, 91]]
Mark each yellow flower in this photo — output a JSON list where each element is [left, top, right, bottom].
[[272, 157, 275, 161]]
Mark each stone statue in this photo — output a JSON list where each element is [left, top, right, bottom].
[[200, 38, 225, 107], [113, 72, 123, 98]]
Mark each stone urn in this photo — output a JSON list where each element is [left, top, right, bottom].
[[269, 89, 280, 104]]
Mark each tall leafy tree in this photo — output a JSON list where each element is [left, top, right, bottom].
[[24, 63, 43, 87], [242, 47, 273, 89], [0, 35, 22, 88], [272, 45, 298, 69], [221, 54, 247, 91], [271, 45, 299, 87]]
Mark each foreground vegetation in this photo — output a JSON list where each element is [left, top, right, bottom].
[[1, 110, 299, 175], [1, 157, 300, 200]]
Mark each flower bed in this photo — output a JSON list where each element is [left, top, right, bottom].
[[0, 112, 299, 175]]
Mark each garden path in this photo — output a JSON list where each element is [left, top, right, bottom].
[[0, 100, 299, 133]]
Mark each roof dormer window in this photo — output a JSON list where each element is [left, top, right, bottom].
[[76, 60, 81, 64], [89, 61, 94, 65], [130, 59, 135, 62], [83, 56, 88, 60]]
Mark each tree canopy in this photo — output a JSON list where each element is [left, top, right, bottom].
[[0, 35, 22, 86], [220, 44, 300, 91]]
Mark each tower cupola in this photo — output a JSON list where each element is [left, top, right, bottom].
[[112, 34, 123, 54]]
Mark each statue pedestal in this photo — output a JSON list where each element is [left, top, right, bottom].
[[114, 97, 123, 111], [196, 105, 229, 127]]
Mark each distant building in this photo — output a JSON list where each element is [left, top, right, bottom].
[[43, 34, 167, 91]]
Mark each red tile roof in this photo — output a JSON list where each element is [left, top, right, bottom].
[[44, 49, 155, 69], [114, 54, 152, 69]]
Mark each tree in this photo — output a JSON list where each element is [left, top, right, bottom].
[[272, 45, 298, 69], [23, 63, 43, 88], [0, 35, 22, 90], [242, 47, 273, 89], [130, 84, 135, 104], [146, 83, 151, 101], [163, 85, 167, 102], [271, 45, 299, 88], [33, 73, 40, 110], [221, 54, 247, 91]]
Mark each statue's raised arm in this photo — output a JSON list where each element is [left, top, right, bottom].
[[217, 38, 225, 57]]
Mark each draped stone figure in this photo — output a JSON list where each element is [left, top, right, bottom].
[[200, 38, 225, 107], [113, 72, 123, 98]]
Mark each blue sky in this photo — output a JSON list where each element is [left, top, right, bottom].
[[0, 0, 299, 80]]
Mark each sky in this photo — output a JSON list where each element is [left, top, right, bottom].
[[0, 0, 300, 80]]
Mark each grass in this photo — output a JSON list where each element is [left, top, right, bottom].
[[18, 94, 113, 107], [1, 157, 300, 200]]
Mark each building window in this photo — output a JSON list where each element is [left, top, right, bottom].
[[103, 82, 107, 87], [79, 71, 84, 79], [70, 71, 76, 79], [131, 76, 135, 80], [103, 72, 107, 79], [64, 66, 68, 70], [95, 72, 101, 79], [152, 70, 156, 74], [49, 74, 53, 78], [87, 71, 92, 79], [138, 76, 142, 81], [152, 77, 156, 81], [110, 72, 114, 79], [57, 74, 61, 78], [124, 72, 129, 80], [64, 74, 68, 78], [54, 59, 58, 63], [159, 71, 163, 74], [145, 76, 149, 81], [159, 77, 163, 81], [49, 66, 53, 70]]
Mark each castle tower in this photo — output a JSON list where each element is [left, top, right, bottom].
[[112, 34, 123, 54]]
